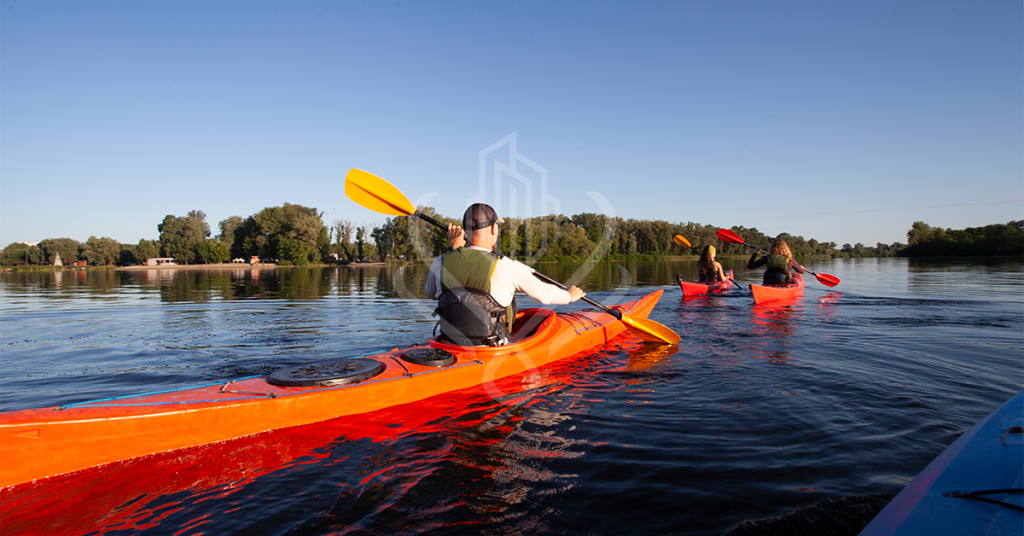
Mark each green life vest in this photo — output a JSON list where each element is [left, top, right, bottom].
[[437, 248, 516, 345], [763, 254, 792, 285]]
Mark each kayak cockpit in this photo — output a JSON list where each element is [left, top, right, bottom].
[[508, 307, 557, 343]]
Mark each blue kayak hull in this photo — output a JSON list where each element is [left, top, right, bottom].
[[860, 390, 1023, 535]]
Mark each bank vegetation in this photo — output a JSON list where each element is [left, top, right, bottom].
[[2, 203, 1020, 267]]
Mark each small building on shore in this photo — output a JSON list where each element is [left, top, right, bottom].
[[146, 258, 178, 266]]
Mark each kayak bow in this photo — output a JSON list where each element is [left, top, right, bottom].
[[0, 290, 663, 489]]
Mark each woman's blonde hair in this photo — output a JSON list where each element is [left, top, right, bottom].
[[769, 239, 792, 259]]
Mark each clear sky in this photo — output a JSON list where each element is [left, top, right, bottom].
[[2, 1, 1022, 249]]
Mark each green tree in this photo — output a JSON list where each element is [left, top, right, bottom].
[[39, 238, 81, 264], [159, 211, 210, 264], [1, 242, 43, 265], [332, 218, 356, 261], [81, 236, 121, 265], [194, 239, 230, 264], [218, 216, 244, 258], [356, 226, 366, 260], [907, 221, 935, 246], [118, 244, 137, 265], [135, 239, 160, 264], [232, 203, 327, 263]]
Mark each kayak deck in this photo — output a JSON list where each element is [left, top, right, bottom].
[[750, 274, 805, 304], [860, 389, 1023, 535], [679, 270, 734, 297], [0, 290, 663, 489]]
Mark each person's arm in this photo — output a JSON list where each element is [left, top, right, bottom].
[[714, 262, 727, 281], [424, 256, 443, 299], [499, 259, 581, 305], [788, 258, 805, 274], [747, 251, 765, 269]]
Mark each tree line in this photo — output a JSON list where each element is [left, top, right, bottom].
[[1, 204, 331, 267], [899, 220, 1023, 257], [3, 206, 1020, 267]]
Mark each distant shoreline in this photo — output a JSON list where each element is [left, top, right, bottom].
[[115, 262, 388, 271]]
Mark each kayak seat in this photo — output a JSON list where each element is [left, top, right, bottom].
[[763, 271, 791, 286]]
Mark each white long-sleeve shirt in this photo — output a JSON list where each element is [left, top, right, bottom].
[[425, 246, 572, 307]]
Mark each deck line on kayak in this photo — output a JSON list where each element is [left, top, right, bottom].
[[43, 359, 488, 411]]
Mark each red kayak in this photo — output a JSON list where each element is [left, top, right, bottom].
[[0, 290, 663, 489], [679, 270, 734, 297], [750, 274, 805, 304]]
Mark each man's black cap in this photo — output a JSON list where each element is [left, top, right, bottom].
[[463, 203, 504, 231]]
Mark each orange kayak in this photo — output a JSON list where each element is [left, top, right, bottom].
[[679, 270, 734, 297], [0, 290, 663, 489], [750, 274, 805, 304]]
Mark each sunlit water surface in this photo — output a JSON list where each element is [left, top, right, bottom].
[[1, 258, 1021, 535]]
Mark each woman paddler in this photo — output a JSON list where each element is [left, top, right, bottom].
[[746, 238, 805, 286], [696, 245, 727, 283]]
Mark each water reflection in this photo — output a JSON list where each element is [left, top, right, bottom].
[[625, 343, 680, 371], [906, 258, 1024, 301], [1, 262, 689, 308], [749, 301, 802, 362]]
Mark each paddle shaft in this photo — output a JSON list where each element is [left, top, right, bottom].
[[529, 271, 623, 320], [413, 211, 446, 229]]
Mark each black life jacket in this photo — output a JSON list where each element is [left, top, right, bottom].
[[435, 248, 516, 346], [763, 254, 792, 285], [697, 261, 722, 283]]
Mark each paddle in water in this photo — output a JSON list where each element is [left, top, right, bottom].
[[715, 228, 841, 287], [345, 169, 681, 344], [673, 234, 743, 290]]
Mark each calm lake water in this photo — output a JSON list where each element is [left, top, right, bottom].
[[1, 257, 1022, 535]]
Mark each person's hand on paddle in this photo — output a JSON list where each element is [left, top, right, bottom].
[[448, 223, 466, 250], [567, 285, 585, 302]]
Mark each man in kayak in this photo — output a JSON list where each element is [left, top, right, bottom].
[[425, 203, 586, 346], [747, 238, 805, 285], [696, 245, 727, 283]]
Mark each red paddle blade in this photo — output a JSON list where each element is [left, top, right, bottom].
[[813, 272, 841, 287], [717, 228, 744, 244]]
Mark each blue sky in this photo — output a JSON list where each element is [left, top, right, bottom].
[[2, 1, 1021, 249]]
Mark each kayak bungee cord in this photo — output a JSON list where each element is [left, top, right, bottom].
[[55, 349, 393, 410], [56, 358, 489, 410], [944, 489, 1023, 512]]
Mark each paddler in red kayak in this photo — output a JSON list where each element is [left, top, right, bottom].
[[746, 238, 806, 286], [696, 245, 727, 283], [425, 203, 586, 346]]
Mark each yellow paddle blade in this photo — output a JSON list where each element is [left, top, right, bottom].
[[673, 234, 692, 248], [345, 169, 416, 217], [621, 315, 681, 344]]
